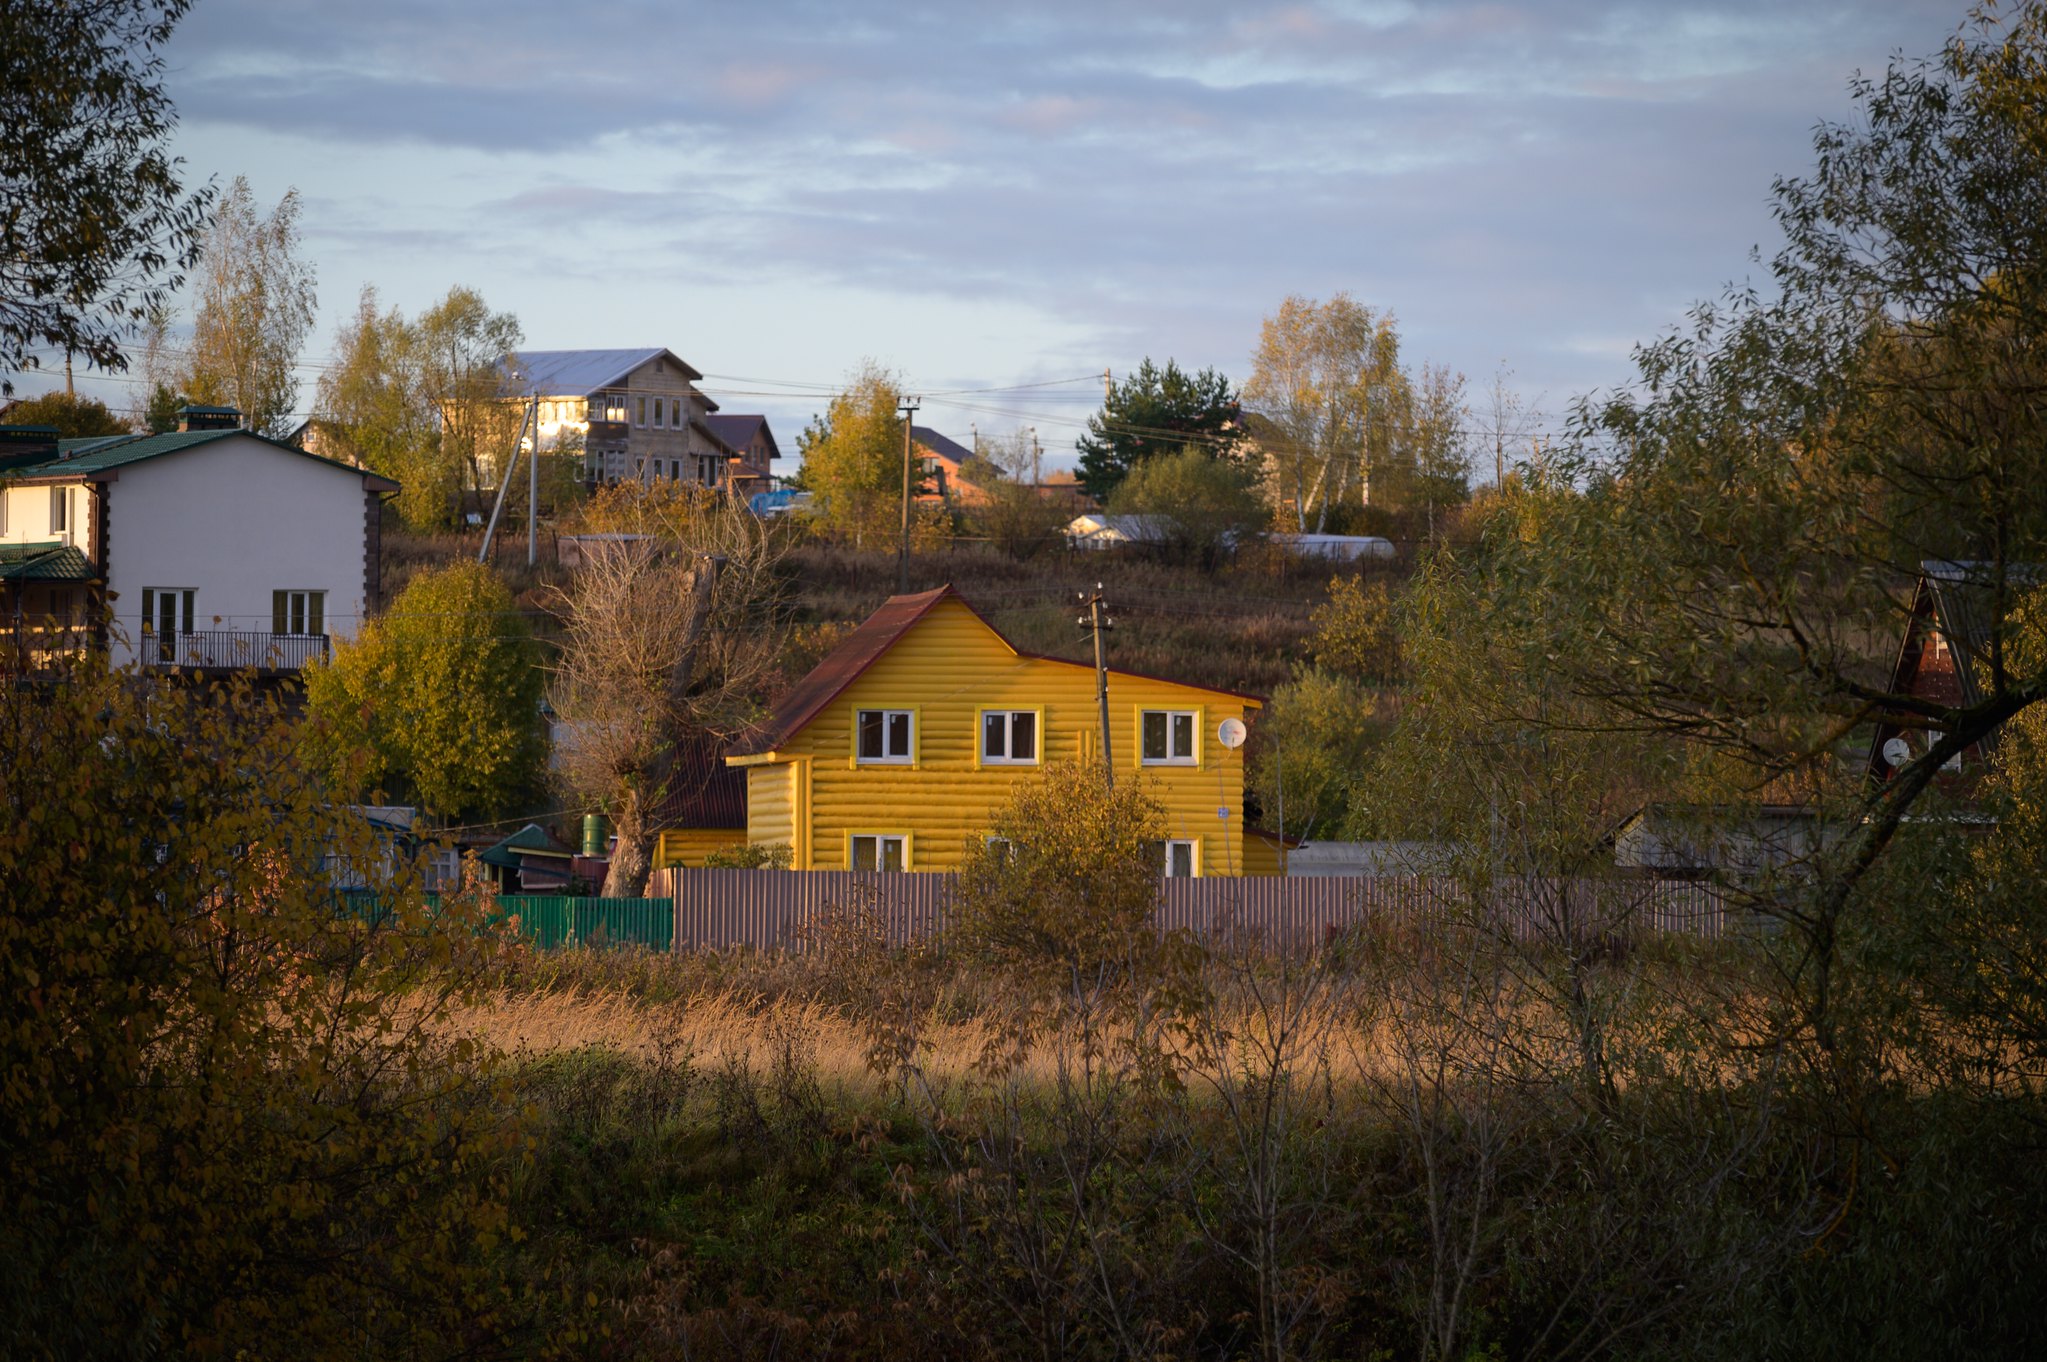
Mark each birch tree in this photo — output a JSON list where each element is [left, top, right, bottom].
[[181, 177, 316, 435], [1242, 293, 1408, 531]]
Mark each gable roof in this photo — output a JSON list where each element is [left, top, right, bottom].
[[702, 413, 780, 462], [1, 427, 399, 490], [509, 347, 704, 395], [910, 425, 974, 465], [731, 584, 1262, 758], [478, 822, 574, 869], [1908, 559, 2044, 707]]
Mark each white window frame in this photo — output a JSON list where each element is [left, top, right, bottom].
[[1163, 839, 1197, 878], [671, 397, 684, 427], [979, 708, 1041, 766], [651, 398, 665, 429], [1139, 708, 1199, 766], [280, 589, 326, 636], [49, 486, 68, 534], [854, 708, 915, 765], [849, 833, 908, 872], [1, 489, 8, 534]]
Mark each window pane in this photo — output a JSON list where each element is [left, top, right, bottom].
[[1142, 711, 1168, 761], [1168, 842, 1194, 877], [887, 712, 911, 758], [879, 837, 904, 873], [858, 710, 884, 759], [1172, 713, 1194, 760], [851, 837, 875, 872], [982, 712, 1005, 758], [1012, 711, 1035, 760]]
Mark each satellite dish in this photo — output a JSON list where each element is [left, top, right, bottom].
[[1217, 717, 1247, 749], [1882, 737, 1912, 769]]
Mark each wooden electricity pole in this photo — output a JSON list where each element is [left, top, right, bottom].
[[897, 395, 920, 595], [1079, 584, 1114, 786]]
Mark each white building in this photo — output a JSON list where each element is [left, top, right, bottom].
[[0, 410, 396, 673]]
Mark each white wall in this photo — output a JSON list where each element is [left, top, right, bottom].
[[105, 437, 368, 663]]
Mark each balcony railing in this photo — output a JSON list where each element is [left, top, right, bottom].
[[143, 629, 331, 672]]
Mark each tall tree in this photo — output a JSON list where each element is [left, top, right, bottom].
[[417, 286, 522, 509], [1444, 2, 2047, 1079], [795, 360, 917, 544], [1407, 362, 1473, 536], [303, 561, 545, 820], [1241, 294, 1410, 531], [315, 285, 458, 529], [182, 177, 316, 435], [0, 0, 212, 395], [0, 391, 129, 438], [548, 489, 787, 896], [1075, 358, 1240, 502]]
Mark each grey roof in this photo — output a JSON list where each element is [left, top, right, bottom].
[[507, 348, 704, 395], [703, 413, 780, 461], [1920, 560, 2043, 706], [910, 425, 974, 464]]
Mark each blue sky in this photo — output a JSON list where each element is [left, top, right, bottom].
[[33, 0, 1965, 471]]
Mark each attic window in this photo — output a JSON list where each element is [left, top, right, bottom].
[[856, 709, 914, 764]]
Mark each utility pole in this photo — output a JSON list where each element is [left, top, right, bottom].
[[64, 352, 74, 397], [527, 392, 540, 567], [1103, 367, 1112, 404], [1031, 427, 1041, 488], [1078, 584, 1114, 786], [896, 394, 921, 595]]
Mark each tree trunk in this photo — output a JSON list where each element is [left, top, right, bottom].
[[601, 789, 652, 897]]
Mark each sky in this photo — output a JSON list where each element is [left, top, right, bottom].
[[31, 0, 1968, 472]]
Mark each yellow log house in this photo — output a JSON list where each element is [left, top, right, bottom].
[[725, 585, 1271, 875]]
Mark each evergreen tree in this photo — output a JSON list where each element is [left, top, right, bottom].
[[1075, 358, 1240, 502]]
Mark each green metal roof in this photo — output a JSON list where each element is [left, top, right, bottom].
[[0, 543, 98, 582], [479, 822, 574, 869], [0, 427, 395, 485]]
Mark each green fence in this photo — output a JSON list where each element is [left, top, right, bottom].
[[492, 896, 674, 951], [334, 891, 674, 951]]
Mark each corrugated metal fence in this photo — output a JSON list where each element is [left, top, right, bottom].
[[648, 869, 1736, 954], [492, 896, 676, 951]]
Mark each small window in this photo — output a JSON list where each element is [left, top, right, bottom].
[[856, 709, 914, 763], [49, 486, 67, 534], [981, 709, 1038, 765], [651, 399, 664, 429], [983, 834, 1019, 862], [850, 834, 906, 872], [635, 396, 647, 427], [1, 490, 9, 534], [698, 454, 722, 486], [273, 589, 326, 637], [1148, 839, 1197, 877], [1140, 709, 1198, 765], [672, 398, 684, 427]]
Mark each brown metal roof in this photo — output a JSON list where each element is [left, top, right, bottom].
[[728, 584, 1262, 759], [649, 730, 750, 829], [730, 586, 956, 756]]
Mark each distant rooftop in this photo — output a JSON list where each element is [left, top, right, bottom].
[[507, 348, 705, 396]]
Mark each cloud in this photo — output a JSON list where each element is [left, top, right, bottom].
[[160, 0, 1969, 439]]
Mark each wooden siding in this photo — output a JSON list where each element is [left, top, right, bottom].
[[746, 596, 1261, 874], [653, 826, 747, 868], [649, 868, 1735, 953]]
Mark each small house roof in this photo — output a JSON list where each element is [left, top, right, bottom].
[[1, 427, 399, 491], [0, 542, 98, 582], [648, 732, 749, 830], [478, 822, 575, 869], [508, 347, 704, 395], [910, 425, 973, 465], [730, 584, 1262, 758], [702, 413, 780, 462]]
